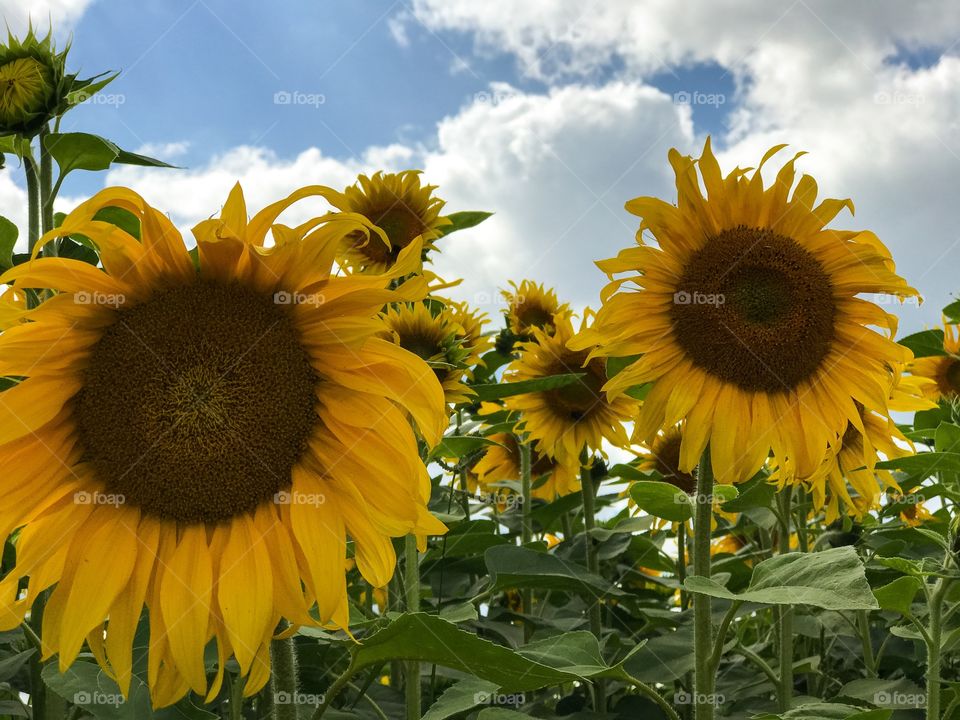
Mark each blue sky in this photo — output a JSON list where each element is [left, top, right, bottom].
[[3, 0, 960, 332]]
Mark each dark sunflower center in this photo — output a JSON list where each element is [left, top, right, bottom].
[[669, 226, 836, 393], [945, 359, 960, 396], [516, 303, 554, 334], [544, 355, 606, 421], [75, 281, 318, 524], [361, 204, 427, 264], [652, 434, 696, 494]]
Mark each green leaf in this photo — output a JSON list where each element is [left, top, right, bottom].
[[438, 211, 493, 237], [424, 520, 509, 561], [629, 480, 691, 522], [0, 648, 34, 682], [753, 703, 892, 720], [0, 216, 17, 271], [471, 373, 584, 401], [484, 544, 627, 598], [93, 206, 141, 240], [422, 678, 499, 720], [684, 547, 878, 610], [873, 576, 921, 615], [875, 452, 960, 480], [42, 661, 153, 720], [517, 631, 645, 680], [349, 613, 577, 692], [432, 435, 501, 458], [899, 329, 945, 358], [840, 677, 926, 710], [935, 422, 960, 454], [606, 355, 640, 378], [113, 149, 177, 168], [45, 132, 121, 176], [943, 298, 960, 323]]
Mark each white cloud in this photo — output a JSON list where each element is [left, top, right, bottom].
[[57, 82, 689, 320], [0, 0, 95, 35]]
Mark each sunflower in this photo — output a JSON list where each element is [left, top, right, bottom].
[[572, 138, 917, 485], [380, 300, 475, 406], [792, 366, 933, 523], [447, 299, 493, 371], [909, 318, 960, 403], [501, 280, 569, 340], [638, 424, 696, 494], [472, 432, 580, 502], [505, 312, 635, 463], [0, 184, 447, 707], [331, 171, 450, 274], [0, 27, 105, 136]]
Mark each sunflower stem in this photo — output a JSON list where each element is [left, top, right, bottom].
[[677, 522, 688, 610], [39, 124, 56, 241], [926, 573, 955, 720], [24, 145, 40, 255], [579, 456, 606, 715], [693, 447, 715, 720], [519, 437, 534, 641], [404, 533, 421, 719], [270, 627, 299, 720], [776, 489, 793, 712]]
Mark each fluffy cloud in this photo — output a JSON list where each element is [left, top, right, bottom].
[[76, 82, 690, 319], [0, 0, 95, 35], [404, 0, 960, 326]]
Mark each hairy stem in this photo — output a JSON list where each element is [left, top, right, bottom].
[[693, 448, 715, 720]]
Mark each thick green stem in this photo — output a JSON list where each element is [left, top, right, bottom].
[[312, 660, 357, 720], [39, 125, 55, 238], [404, 534, 421, 719], [858, 610, 876, 678], [620, 672, 682, 720], [677, 522, 688, 610], [580, 459, 606, 714], [270, 630, 299, 720], [693, 448, 715, 720], [24, 150, 40, 254], [519, 438, 533, 640], [927, 579, 947, 720], [776, 489, 793, 712]]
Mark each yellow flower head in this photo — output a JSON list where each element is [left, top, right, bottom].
[[380, 300, 475, 406], [0, 183, 447, 707], [909, 318, 960, 403], [331, 170, 450, 274], [572, 138, 917, 485], [472, 432, 580, 501], [501, 279, 569, 339], [505, 312, 636, 463]]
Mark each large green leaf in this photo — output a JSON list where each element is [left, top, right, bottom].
[[432, 434, 502, 458], [471, 373, 584, 401], [438, 211, 493, 237], [44, 132, 174, 181], [484, 545, 628, 598], [899, 329, 945, 358], [629, 481, 738, 522], [349, 613, 577, 692], [875, 452, 960, 481], [516, 631, 645, 680], [0, 216, 17, 271], [873, 576, 921, 615], [422, 678, 499, 720], [753, 703, 891, 720], [683, 547, 878, 610]]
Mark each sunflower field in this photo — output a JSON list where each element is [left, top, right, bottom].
[[1, 21, 960, 720]]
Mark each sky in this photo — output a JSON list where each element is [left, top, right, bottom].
[[2, 0, 960, 334]]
